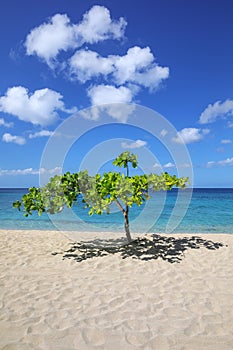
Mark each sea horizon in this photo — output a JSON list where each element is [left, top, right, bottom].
[[1, 187, 233, 234]]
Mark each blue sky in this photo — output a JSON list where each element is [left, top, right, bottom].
[[0, 0, 233, 187]]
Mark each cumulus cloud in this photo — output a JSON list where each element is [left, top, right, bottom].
[[29, 130, 54, 139], [79, 103, 135, 122], [77, 5, 126, 43], [2, 133, 26, 145], [207, 158, 233, 167], [112, 46, 169, 89], [69, 50, 113, 83], [25, 6, 126, 65], [199, 99, 233, 124], [82, 85, 136, 121], [0, 167, 62, 176], [25, 14, 77, 66], [24, 6, 169, 111], [172, 128, 209, 144], [0, 118, 13, 128], [112, 46, 154, 83], [24, 6, 169, 115], [0, 86, 74, 126], [69, 46, 169, 90], [88, 84, 134, 105], [121, 139, 147, 149]]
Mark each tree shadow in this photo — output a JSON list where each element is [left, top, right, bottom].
[[53, 234, 226, 264]]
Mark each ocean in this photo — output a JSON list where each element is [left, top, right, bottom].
[[0, 188, 233, 234]]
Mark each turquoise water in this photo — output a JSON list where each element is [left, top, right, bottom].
[[0, 188, 233, 234]]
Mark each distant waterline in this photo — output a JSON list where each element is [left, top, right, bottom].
[[0, 188, 233, 234]]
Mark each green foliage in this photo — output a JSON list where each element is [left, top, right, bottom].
[[113, 151, 138, 170], [113, 151, 138, 177], [13, 152, 189, 241]]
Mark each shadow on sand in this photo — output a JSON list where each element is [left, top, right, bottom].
[[53, 234, 226, 264]]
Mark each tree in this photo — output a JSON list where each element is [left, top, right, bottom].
[[13, 152, 188, 242]]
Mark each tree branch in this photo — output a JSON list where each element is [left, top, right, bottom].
[[114, 197, 125, 214]]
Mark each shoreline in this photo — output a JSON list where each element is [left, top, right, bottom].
[[0, 229, 233, 349], [1, 228, 233, 235]]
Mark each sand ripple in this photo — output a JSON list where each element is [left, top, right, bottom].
[[0, 230, 233, 349]]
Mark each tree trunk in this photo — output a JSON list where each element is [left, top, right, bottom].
[[124, 205, 132, 243], [114, 199, 132, 243]]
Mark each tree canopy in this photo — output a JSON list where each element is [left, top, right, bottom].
[[13, 151, 189, 242]]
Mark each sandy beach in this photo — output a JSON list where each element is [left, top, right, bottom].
[[0, 230, 233, 350]]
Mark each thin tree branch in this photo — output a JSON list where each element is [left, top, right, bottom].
[[114, 197, 125, 214]]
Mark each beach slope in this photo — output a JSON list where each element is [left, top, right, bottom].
[[0, 230, 233, 350]]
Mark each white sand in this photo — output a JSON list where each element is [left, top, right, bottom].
[[0, 230, 233, 350]]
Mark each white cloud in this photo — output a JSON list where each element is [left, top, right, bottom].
[[24, 6, 169, 118], [25, 6, 168, 110], [112, 46, 169, 90], [112, 46, 153, 82], [172, 128, 209, 144], [77, 5, 126, 44], [79, 103, 135, 122], [104, 104, 136, 122], [69, 50, 113, 83], [0, 168, 36, 176], [0, 167, 62, 176], [160, 129, 168, 137], [0, 118, 13, 128], [84, 85, 135, 121], [69, 46, 169, 90], [2, 133, 26, 145], [221, 139, 232, 144], [153, 162, 162, 168], [163, 162, 175, 168], [153, 162, 191, 169], [29, 130, 54, 139], [88, 84, 134, 105], [25, 6, 126, 65], [199, 99, 233, 124], [207, 158, 233, 167], [39, 167, 62, 175], [0, 86, 74, 126], [219, 158, 233, 166], [25, 14, 77, 66], [121, 139, 147, 149], [227, 121, 233, 128]]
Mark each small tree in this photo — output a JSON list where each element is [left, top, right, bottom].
[[13, 152, 188, 242]]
